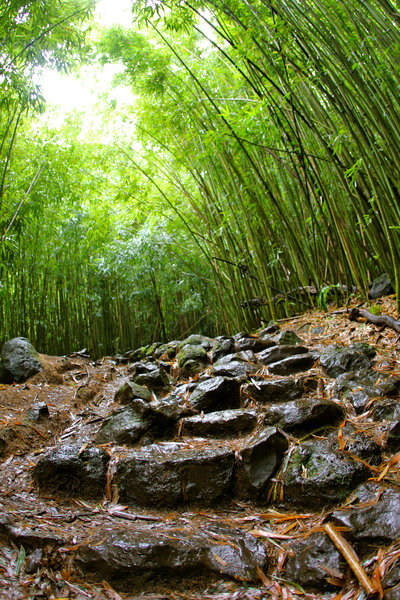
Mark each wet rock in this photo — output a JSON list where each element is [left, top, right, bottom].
[[385, 584, 400, 600], [383, 557, 400, 596], [260, 323, 280, 336], [211, 337, 235, 363], [116, 441, 235, 507], [233, 331, 249, 340], [235, 337, 276, 353], [178, 334, 214, 350], [311, 326, 324, 336], [154, 340, 179, 359], [283, 438, 370, 509], [177, 344, 208, 373], [372, 400, 400, 422], [211, 352, 259, 379], [334, 369, 400, 414], [234, 428, 288, 501], [188, 376, 241, 413], [75, 522, 268, 587], [34, 444, 109, 499], [371, 401, 400, 450], [267, 352, 319, 376], [257, 345, 309, 366], [0, 337, 42, 383], [25, 548, 43, 573], [130, 361, 170, 390], [319, 343, 376, 378], [264, 397, 343, 431], [180, 409, 258, 438], [241, 376, 315, 404], [115, 381, 152, 404], [275, 330, 304, 346], [27, 402, 49, 421], [151, 382, 199, 420], [327, 423, 381, 464], [284, 532, 342, 591], [125, 344, 162, 361], [332, 482, 400, 544], [0, 513, 62, 548], [369, 272, 394, 299], [96, 405, 153, 444]]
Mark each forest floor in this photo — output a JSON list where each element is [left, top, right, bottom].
[[0, 296, 399, 599]]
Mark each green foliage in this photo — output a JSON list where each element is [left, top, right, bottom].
[[3, 0, 400, 358]]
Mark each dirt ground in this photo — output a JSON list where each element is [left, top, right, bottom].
[[0, 296, 399, 599]]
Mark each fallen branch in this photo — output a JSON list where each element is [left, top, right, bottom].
[[323, 522, 380, 598], [349, 307, 400, 334]]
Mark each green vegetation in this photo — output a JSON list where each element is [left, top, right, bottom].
[[1, 0, 400, 356]]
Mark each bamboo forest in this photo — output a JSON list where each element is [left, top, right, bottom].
[[2, 0, 400, 357]]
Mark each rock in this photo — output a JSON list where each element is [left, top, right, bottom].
[[334, 369, 400, 414], [75, 522, 268, 587], [178, 334, 214, 350], [327, 423, 381, 464], [234, 428, 288, 501], [97, 398, 177, 445], [115, 381, 152, 404], [264, 397, 343, 431], [369, 273, 394, 299], [96, 406, 153, 444], [283, 438, 370, 509], [130, 361, 170, 390], [211, 337, 235, 362], [275, 330, 304, 346], [241, 376, 314, 404], [177, 344, 208, 373], [150, 382, 199, 420], [233, 331, 249, 341], [116, 441, 235, 507], [257, 345, 309, 366], [188, 376, 241, 413], [25, 548, 43, 573], [383, 558, 400, 595], [385, 584, 400, 600], [154, 340, 180, 359], [27, 402, 49, 421], [0, 513, 63, 548], [319, 343, 376, 378], [235, 337, 276, 352], [211, 352, 259, 379], [124, 344, 162, 361], [34, 444, 109, 499], [180, 409, 258, 438], [284, 532, 342, 591], [371, 400, 400, 450], [332, 482, 400, 545], [0, 337, 42, 383], [267, 352, 319, 376], [0, 436, 7, 456], [259, 323, 280, 336]]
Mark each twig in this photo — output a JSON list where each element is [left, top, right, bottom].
[[323, 522, 380, 598], [108, 509, 161, 522]]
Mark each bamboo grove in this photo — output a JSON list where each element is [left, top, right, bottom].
[[1, 0, 400, 356], [124, 0, 400, 322]]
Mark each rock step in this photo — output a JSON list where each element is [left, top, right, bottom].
[[0, 510, 268, 590], [75, 521, 268, 589], [34, 429, 288, 506]]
